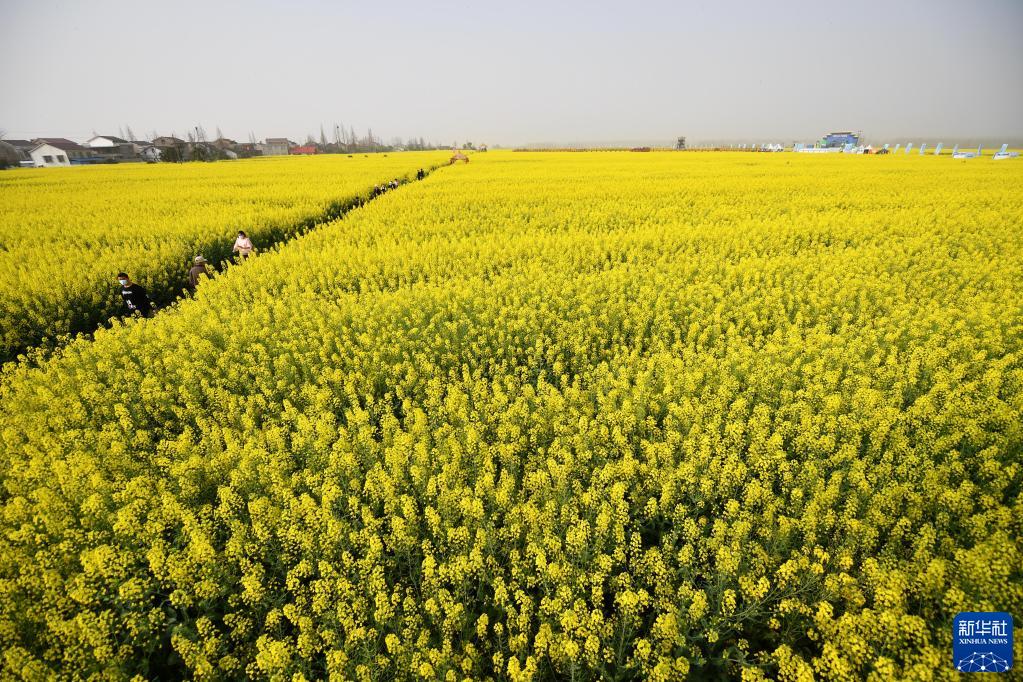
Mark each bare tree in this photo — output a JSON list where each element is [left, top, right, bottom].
[[216, 126, 224, 141], [126, 125, 137, 142], [319, 124, 328, 147]]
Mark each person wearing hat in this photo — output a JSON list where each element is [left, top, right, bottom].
[[187, 255, 212, 291]]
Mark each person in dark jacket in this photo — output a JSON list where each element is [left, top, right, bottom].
[[116, 272, 153, 317]]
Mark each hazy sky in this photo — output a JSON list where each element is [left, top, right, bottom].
[[1, 0, 1021, 146]]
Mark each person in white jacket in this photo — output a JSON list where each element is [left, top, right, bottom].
[[233, 230, 254, 259]]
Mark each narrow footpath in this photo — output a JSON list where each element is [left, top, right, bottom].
[[4, 162, 446, 371]]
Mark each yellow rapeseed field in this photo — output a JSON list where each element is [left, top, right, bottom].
[[0, 152, 446, 363], [0, 151, 1020, 680]]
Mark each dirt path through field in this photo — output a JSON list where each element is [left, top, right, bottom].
[[2, 161, 448, 371]]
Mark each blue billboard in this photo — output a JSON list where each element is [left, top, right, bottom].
[[822, 132, 859, 148]]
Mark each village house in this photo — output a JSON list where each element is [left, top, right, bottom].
[[84, 135, 150, 161], [84, 135, 129, 148], [29, 143, 73, 167], [152, 136, 186, 148], [32, 138, 92, 163], [259, 138, 294, 156], [151, 136, 189, 161], [290, 144, 318, 155], [28, 139, 92, 167]]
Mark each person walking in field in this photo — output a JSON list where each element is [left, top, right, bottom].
[[187, 255, 212, 291], [116, 272, 153, 318], [233, 230, 254, 259]]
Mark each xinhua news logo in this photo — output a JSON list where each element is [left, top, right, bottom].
[[953, 612, 1013, 673]]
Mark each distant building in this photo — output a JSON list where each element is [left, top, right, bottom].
[[29, 143, 73, 167], [84, 135, 151, 162], [260, 138, 294, 156], [151, 136, 189, 161], [32, 138, 92, 163], [84, 135, 129, 148], [152, 136, 186, 148], [213, 137, 237, 151], [290, 144, 318, 155]]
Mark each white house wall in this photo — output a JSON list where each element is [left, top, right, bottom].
[[85, 137, 118, 148], [29, 144, 72, 167]]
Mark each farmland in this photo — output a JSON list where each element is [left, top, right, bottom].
[[0, 152, 1021, 680], [0, 153, 446, 364]]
